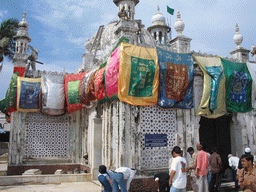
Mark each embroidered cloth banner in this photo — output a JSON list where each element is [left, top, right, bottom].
[[17, 77, 41, 112], [194, 56, 226, 118], [221, 58, 252, 112], [5, 74, 18, 112], [64, 72, 87, 114], [79, 69, 97, 106], [4, 67, 26, 113], [13, 67, 25, 77], [118, 42, 159, 105], [105, 46, 120, 98], [94, 64, 107, 103], [100, 37, 130, 103], [157, 47, 193, 109], [41, 73, 65, 116]]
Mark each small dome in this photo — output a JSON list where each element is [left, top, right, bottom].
[[151, 6, 166, 26], [18, 11, 29, 29], [151, 13, 166, 26]]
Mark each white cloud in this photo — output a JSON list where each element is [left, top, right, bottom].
[[66, 36, 87, 46]]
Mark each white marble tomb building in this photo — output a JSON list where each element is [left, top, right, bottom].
[[8, 0, 256, 179]]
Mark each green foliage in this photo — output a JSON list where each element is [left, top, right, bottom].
[[0, 18, 19, 63]]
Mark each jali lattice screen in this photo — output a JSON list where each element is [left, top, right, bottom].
[[140, 105, 176, 169], [25, 113, 69, 158]]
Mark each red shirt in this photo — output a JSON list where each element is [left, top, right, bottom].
[[196, 150, 209, 176]]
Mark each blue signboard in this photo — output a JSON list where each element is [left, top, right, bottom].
[[145, 134, 167, 147]]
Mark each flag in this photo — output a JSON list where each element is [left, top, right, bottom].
[[167, 6, 174, 15], [221, 58, 252, 112], [194, 56, 226, 119]]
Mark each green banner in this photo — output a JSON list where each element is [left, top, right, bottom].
[[67, 80, 80, 104], [221, 58, 253, 112], [128, 56, 155, 97]]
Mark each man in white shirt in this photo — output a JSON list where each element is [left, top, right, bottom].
[[108, 167, 136, 192], [228, 154, 239, 188], [169, 146, 187, 192]]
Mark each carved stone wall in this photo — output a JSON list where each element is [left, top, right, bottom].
[[9, 110, 87, 165], [24, 113, 69, 158]]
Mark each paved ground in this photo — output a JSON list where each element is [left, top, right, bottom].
[[0, 181, 243, 192], [0, 181, 102, 192]]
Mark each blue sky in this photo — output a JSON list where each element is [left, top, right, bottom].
[[0, 0, 256, 99]]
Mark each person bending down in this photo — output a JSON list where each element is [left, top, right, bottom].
[[154, 172, 170, 192], [98, 165, 136, 192]]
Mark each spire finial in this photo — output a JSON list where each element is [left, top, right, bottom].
[[233, 24, 243, 47], [157, 5, 160, 13], [235, 23, 239, 33], [174, 10, 184, 36], [177, 10, 181, 19], [23, 11, 26, 20]]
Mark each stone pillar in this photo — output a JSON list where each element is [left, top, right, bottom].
[[91, 118, 102, 180], [156, 31, 159, 42]]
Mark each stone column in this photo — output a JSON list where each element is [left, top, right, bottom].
[[156, 31, 159, 42]]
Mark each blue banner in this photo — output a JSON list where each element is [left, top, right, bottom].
[[157, 47, 194, 109]]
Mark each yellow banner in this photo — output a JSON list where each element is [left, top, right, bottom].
[[194, 56, 226, 119], [118, 42, 159, 105]]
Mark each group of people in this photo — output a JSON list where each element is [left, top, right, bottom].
[[186, 144, 222, 192], [98, 144, 256, 192]]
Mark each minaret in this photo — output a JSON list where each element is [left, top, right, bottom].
[[230, 24, 249, 63], [114, 0, 139, 20], [13, 11, 31, 67], [147, 6, 171, 45]]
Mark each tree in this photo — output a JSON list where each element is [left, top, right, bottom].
[[0, 18, 19, 63]]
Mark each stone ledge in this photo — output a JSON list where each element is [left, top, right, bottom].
[[0, 173, 91, 186]]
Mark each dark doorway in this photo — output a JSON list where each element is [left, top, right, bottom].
[[199, 115, 232, 167], [0, 132, 9, 142]]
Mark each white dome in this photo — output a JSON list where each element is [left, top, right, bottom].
[[151, 13, 166, 26]]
